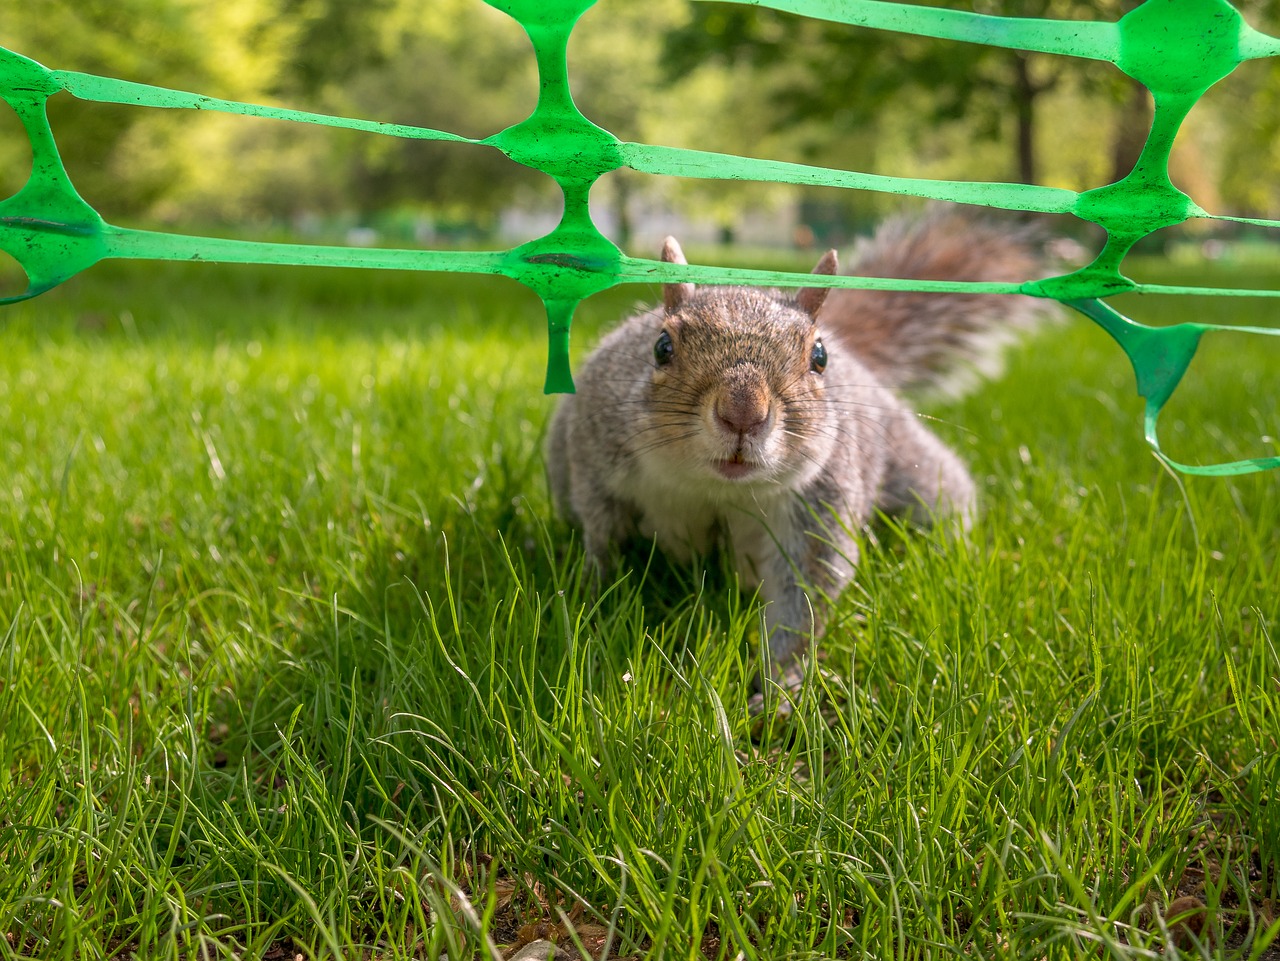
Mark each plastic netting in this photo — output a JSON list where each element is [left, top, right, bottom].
[[2, 0, 1279, 473]]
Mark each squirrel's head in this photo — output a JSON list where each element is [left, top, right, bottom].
[[644, 237, 840, 488]]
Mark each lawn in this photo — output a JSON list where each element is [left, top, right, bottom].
[[0, 249, 1277, 960]]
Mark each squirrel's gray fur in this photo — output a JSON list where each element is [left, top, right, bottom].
[[546, 209, 1054, 694]]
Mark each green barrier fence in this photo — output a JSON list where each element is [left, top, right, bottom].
[[2, 0, 1279, 474]]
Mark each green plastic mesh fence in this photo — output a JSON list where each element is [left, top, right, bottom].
[[2, 0, 1279, 474]]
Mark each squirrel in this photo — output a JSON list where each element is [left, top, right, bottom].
[[545, 209, 1053, 698]]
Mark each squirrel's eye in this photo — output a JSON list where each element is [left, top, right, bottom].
[[654, 330, 675, 366], [810, 338, 827, 374]]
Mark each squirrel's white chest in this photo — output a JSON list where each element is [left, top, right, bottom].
[[613, 462, 790, 584], [613, 463, 714, 559]]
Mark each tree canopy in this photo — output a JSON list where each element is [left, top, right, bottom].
[[3, 0, 1280, 241]]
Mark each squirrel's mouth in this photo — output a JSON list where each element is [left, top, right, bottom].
[[712, 455, 760, 480]]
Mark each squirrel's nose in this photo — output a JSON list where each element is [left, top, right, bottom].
[[715, 388, 769, 436]]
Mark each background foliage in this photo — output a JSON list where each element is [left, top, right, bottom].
[[5, 0, 1280, 242]]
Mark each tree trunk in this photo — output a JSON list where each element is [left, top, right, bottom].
[[1011, 52, 1038, 185], [1110, 78, 1154, 184], [613, 173, 633, 249]]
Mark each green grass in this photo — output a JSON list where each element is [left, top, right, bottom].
[[0, 253, 1277, 960]]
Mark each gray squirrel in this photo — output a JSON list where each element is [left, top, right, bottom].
[[546, 210, 1052, 696]]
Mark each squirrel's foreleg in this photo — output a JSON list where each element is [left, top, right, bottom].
[[750, 501, 860, 702]]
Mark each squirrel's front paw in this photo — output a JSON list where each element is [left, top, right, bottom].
[[747, 657, 808, 723], [747, 688, 794, 721], [579, 550, 613, 597]]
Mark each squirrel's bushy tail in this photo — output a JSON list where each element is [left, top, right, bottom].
[[818, 209, 1057, 398]]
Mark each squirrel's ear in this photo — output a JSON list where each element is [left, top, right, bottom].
[[661, 236, 694, 314], [796, 249, 838, 319]]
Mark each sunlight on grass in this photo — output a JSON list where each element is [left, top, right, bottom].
[[0, 257, 1277, 959]]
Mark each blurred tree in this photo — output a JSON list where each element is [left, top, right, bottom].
[[1201, 0, 1280, 217], [0, 0, 212, 215], [662, 0, 1134, 187], [6, 0, 1279, 231], [569, 0, 801, 248], [568, 0, 691, 246], [331, 0, 545, 225], [267, 0, 396, 97], [1109, 77, 1153, 185], [141, 0, 547, 227], [570, 0, 779, 246]]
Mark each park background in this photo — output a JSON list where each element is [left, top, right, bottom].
[[8, 0, 1280, 256], [1, 1, 1279, 959]]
